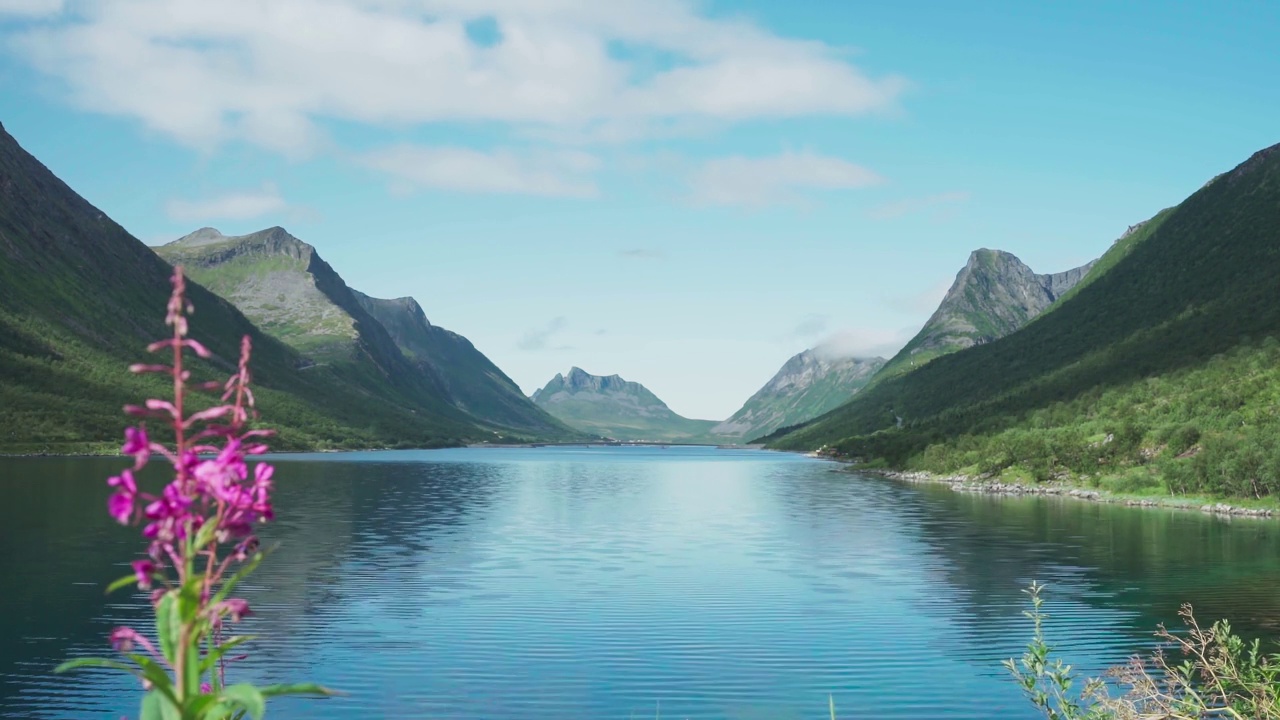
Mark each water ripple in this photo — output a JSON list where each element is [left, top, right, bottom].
[[3, 447, 1280, 719]]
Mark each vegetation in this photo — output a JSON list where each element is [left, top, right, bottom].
[[771, 143, 1280, 500], [716, 351, 884, 441], [0, 123, 570, 452], [1010, 583, 1280, 719], [872, 249, 1095, 383], [532, 367, 718, 442], [56, 269, 335, 718]]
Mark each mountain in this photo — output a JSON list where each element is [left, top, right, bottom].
[[350, 290, 573, 437], [0, 122, 484, 452], [769, 142, 1280, 499], [712, 349, 885, 441], [875, 249, 1096, 380], [531, 367, 717, 442], [156, 228, 574, 440]]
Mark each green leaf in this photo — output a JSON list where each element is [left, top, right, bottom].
[[221, 684, 266, 720], [178, 576, 204, 623], [199, 702, 234, 720], [124, 653, 178, 708], [182, 636, 202, 701], [139, 689, 181, 720], [192, 520, 217, 551], [54, 656, 140, 676], [106, 573, 142, 595], [185, 693, 218, 719], [259, 682, 341, 698], [156, 591, 181, 665]]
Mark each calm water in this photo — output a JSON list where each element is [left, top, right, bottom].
[[3, 446, 1280, 719]]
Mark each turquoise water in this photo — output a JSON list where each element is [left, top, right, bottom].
[[3, 446, 1280, 718]]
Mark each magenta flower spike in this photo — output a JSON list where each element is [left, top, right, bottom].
[[56, 267, 334, 718]]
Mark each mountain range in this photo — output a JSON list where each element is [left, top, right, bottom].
[[531, 368, 716, 442], [0, 121, 575, 452], [874, 249, 1095, 381], [712, 351, 885, 441], [7, 108, 1280, 501], [769, 142, 1280, 498], [156, 227, 570, 439]]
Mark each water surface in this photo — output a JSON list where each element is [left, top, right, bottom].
[[3, 446, 1279, 719]]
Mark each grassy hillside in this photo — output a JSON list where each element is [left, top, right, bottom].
[[0, 122, 491, 452], [713, 351, 884, 441], [770, 142, 1280, 499], [873, 249, 1095, 382], [532, 368, 717, 442], [353, 291, 581, 439]]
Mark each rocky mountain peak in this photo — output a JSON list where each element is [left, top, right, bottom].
[[163, 226, 314, 264], [875, 248, 1098, 379], [562, 367, 630, 393], [170, 227, 227, 247]]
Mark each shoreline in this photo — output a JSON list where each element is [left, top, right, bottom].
[[843, 465, 1276, 519]]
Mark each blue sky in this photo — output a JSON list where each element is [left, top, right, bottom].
[[1, 0, 1277, 420]]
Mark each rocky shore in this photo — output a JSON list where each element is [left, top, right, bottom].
[[856, 468, 1276, 519]]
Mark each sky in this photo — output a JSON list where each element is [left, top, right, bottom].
[[1, 1, 1278, 420]]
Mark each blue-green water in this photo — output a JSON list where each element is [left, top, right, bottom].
[[3, 446, 1280, 718]]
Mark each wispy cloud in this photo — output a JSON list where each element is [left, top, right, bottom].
[[0, 0, 62, 17], [869, 191, 970, 221], [790, 313, 829, 339], [361, 145, 600, 198], [518, 316, 570, 351], [619, 248, 665, 260], [165, 183, 288, 223], [688, 151, 882, 208], [882, 278, 954, 315], [812, 326, 916, 360], [10, 1, 906, 154]]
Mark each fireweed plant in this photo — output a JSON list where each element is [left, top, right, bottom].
[[56, 268, 333, 719]]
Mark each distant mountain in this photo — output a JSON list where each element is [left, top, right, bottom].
[[876, 249, 1095, 380], [0, 122, 482, 452], [157, 228, 574, 440], [713, 349, 885, 441], [532, 367, 717, 442], [351, 290, 573, 437], [769, 142, 1280, 500]]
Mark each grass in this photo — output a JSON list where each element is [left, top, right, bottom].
[[771, 143, 1280, 502]]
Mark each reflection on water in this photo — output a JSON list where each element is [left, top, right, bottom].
[[2, 447, 1278, 719]]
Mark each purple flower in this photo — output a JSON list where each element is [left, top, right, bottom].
[[122, 427, 150, 469], [106, 470, 137, 525], [217, 598, 251, 622], [107, 627, 160, 660], [131, 560, 156, 590]]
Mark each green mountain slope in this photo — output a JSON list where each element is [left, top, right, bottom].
[[875, 249, 1095, 380], [712, 349, 884, 441], [770, 142, 1280, 498], [0, 122, 484, 452], [532, 367, 717, 442], [156, 228, 571, 440], [351, 290, 578, 438]]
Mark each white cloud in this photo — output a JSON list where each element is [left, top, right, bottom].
[[518, 316, 570, 351], [689, 151, 882, 208], [869, 191, 970, 220], [361, 145, 600, 198], [813, 326, 916, 360], [165, 183, 288, 222], [0, 0, 62, 17], [8, 0, 906, 153], [790, 313, 829, 339]]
